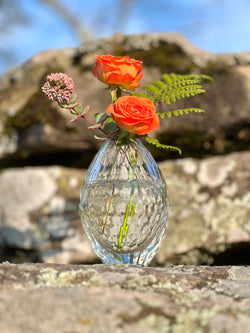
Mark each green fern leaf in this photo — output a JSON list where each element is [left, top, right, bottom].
[[145, 137, 181, 154], [133, 92, 155, 101], [163, 85, 205, 104], [157, 108, 205, 119], [141, 73, 212, 105], [162, 73, 212, 85], [161, 73, 173, 84], [151, 80, 166, 89], [143, 84, 161, 95]]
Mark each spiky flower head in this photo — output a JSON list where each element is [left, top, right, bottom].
[[42, 72, 74, 103]]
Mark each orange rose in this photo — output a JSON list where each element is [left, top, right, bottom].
[[107, 96, 159, 135], [93, 54, 144, 90]]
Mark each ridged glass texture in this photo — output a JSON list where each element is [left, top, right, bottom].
[[79, 138, 169, 266]]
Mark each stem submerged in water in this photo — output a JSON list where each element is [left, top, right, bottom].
[[102, 186, 114, 234], [101, 136, 138, 251], [117, 192, 135, 250], [117, 145, 137, 251]]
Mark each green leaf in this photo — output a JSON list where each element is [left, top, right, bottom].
[[145, 137, 181, 154], [157, 108, 205, 119], [69, 109, 79, 116], [58, 101, 69, 108], [103, 117, 118, 134], [81, 105, 90, 115], [69, 93, 78, 104], [74, 103, 83, 113], [94, 135, 108, 141], [88, 123, 101, 130], [58, 101, 78, 109], [95, 112, 108, 124]]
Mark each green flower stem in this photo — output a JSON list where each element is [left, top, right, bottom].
[[101, 145, 121, 234], [101, 129, 138, 250], [109, 85, 122, 103], [117, 145, 137, 251], [117, 188, 135, 251], [101, 187, 114, 234]]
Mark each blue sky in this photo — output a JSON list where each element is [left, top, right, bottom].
[[1, 0, 250, 74]]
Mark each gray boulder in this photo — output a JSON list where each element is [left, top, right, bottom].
[[0, 263, 249, 333]]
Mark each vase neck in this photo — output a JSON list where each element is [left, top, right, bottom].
[[85, 137, 164, 183]]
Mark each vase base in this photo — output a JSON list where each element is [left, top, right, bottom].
[[87, 226, 167, 266]]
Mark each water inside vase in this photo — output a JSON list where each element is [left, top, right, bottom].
[[80, 178, 168, 255]]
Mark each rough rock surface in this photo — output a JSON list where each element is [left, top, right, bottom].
[[0, 150, 249, 265], [0, 263, 249, 333], [0, 166, 96, 264], [0, 33, 250, 168], [158, 150, 250, 266]]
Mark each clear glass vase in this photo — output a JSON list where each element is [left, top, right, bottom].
[[79, 138, 169, 266]]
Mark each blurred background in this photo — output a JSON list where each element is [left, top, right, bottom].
[[1, 0, 250, 75]]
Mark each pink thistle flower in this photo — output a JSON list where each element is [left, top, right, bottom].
[[42, 73, 75, 103]]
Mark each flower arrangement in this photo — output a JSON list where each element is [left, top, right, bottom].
[[42, 54, 212, 265], [42, 54, 212, 152]]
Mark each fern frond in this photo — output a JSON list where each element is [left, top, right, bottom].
[[142, 73, 212, 105], [163, 85, 205, 104], [143, 84, 161, 95], [157, 108, 205, 119], [162, 73, 212, 83], [133, 91, 155, 101], [148, 80, 166, 89], [145, 137, 181, 154]]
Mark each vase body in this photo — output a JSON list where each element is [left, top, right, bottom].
[[79, 138, 169, 266]]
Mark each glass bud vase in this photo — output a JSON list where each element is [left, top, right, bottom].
[[79, 138, 169, 266]]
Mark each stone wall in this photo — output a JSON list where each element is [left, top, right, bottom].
[[0, 263, 249, 333]]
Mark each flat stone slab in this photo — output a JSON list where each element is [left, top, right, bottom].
[[0, 263, 249, 332]]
